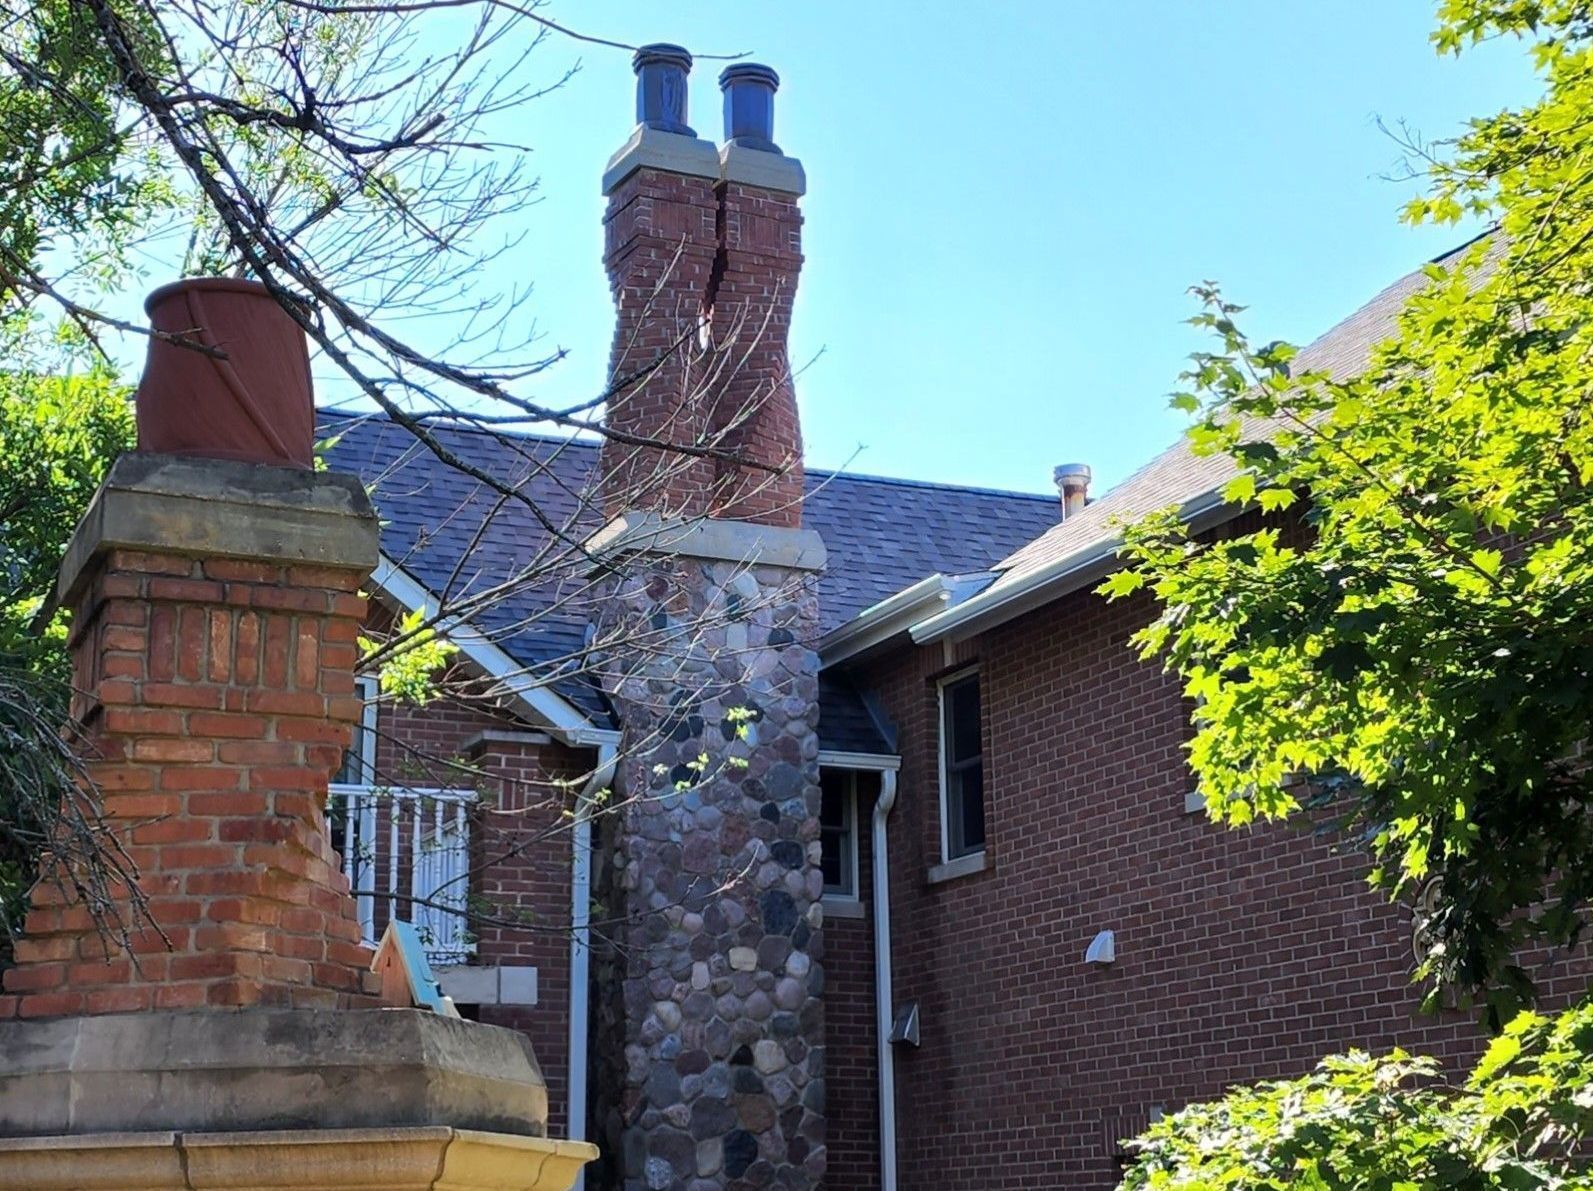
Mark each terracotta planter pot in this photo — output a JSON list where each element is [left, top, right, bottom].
[[136, 277, 315, 469]]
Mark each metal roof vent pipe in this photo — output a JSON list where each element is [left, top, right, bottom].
[[719, 62, 782, 152], [1054, 463, 1092, 521], [633, 43, 695, 135]]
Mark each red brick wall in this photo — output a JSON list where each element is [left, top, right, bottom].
[[464, 733, 592, 1140], [835, 580, 1593, 1189]]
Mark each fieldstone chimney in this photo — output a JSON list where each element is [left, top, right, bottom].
[[588, 49, 826, 1191]]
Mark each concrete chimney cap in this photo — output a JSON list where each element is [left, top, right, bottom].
[[1054, 463, 1092, 485]]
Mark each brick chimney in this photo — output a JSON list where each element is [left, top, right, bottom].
[[703, 64, 806, 527], [599, 44, 721, 520], [587, 51, 827, 1191], [599, 47, 806, 529]]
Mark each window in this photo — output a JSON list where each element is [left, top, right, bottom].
[[819, 768, 858, 900], [334, 674, 379, 786], [939, 670, 985, 860]]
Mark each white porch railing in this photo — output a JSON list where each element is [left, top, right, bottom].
[[327, 784, 477, 965]]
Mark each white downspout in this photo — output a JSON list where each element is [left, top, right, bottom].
[[568, 738, 617, 1191], [872, 769, 900, 1191]]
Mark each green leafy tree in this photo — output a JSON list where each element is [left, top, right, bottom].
[[1116, 2, 1593, 1185], [1110, 0, 1593, 1027]]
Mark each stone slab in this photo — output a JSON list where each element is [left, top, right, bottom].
[[58, 452, 379, 604], [601, 125, 721, 193], [585, 509, 826, 572], [435, 964, 538, 1008], [0, 1009, 547, 1140], [719, 144, 807, 195], [0, 1127, 596, 1190]]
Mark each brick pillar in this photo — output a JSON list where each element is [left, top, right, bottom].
[[598, 45, 722, 521], [0, 453, 382, 1018]]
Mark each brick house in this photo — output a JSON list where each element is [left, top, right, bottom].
[[311, 48, 1590, 1191]]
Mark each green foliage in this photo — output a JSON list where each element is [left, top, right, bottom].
[[1112, 0, 1593, 1026], [0, 2, 171, 302], [0, 344, 131, 955], [359, 608, 458, 705], [1122, 1000, 1593, 1188], [0, 356, 134, 653]]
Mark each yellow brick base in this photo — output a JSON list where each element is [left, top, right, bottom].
[[0, 1126, 596, 1190]]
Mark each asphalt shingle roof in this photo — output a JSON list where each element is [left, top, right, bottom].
[[322, 417, 1058, 751]]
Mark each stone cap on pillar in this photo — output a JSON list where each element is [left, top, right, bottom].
[[0, 1127, 595, 1191], [601, 124, 722, 194], [0, 1009, 547, 1139], [58, 453, 379, 606], [584, 509, 826, 573]]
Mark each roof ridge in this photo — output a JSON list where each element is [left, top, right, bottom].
[[319, 408, 1055, 502], [804, 467, 1052, 502]]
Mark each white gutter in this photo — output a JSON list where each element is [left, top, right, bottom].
[[568, 733, 619, 1191], [819, 574, 955, 669], [910, 489, 1234, 646], [817, 749, 901, 771], [872, 768, 900, 1191], [819, 573, 994, 670]]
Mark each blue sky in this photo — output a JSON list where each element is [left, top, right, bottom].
[[472, 2, 1539, 497], [111, 3, 1541, 498]]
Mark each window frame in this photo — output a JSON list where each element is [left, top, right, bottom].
[[818, 767, 861, 903], [335, 673, 380, 787], [937, 667, 986, 863]]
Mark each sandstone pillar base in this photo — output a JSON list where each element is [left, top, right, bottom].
[[0, 1126, 596, 1190]]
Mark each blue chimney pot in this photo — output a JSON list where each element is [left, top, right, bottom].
[[719, 63, 782, 153], [633, 43, 694, 135]]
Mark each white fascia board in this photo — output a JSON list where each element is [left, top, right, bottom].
[[818, 750, 903, 772], [820, 572, 993, 670], [910, 489, 1235, 646], [819, 574, 953, 669], [368, 554, 603, 747]]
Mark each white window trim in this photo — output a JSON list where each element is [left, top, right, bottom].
[[339, 674, 380, 786], [819, 768, 862, 904], [937, 666, 985, 865]]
